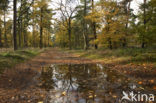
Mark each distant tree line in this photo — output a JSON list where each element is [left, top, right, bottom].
[[0, 0, 53, 50], [0, 0, 156, 50], [54, 0, 156, 50]]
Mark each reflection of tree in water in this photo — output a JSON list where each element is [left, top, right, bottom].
[[54, 64, 101, 102], [40, 67, 55, 91], [39, 64, 136, 103], [72, 64, 101, 102]]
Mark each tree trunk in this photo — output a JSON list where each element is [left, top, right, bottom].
[[13, 0, 18, 50], [32, 2, 36, 47], [0, 27, 2, 47], [40, 7, 43, 48], [18, 0, 23, 48], [83, 0, 89, 50], [47, 28, 50, 47], [68, 18, 72, 50], [108, 38, 112, 50], [4, 10, 8, 47], [32, 25, 35, 47], [18, 19, 21, 48], [92, 0, 98, 49], [23, 29, 27, 47], [123, 1, 131, 48], [142, 0, 147, 48], [93, 22, 98, 49]]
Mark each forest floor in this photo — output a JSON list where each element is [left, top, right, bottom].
[[0, 48, 156, 103]]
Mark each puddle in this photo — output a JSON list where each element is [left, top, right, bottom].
[[39, 64, 154, 103]]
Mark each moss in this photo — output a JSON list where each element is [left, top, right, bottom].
[[66, 48, 156, 64], [0, 48, 44, 73]]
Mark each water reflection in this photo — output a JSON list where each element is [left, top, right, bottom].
[[39, 64, 137, 103]]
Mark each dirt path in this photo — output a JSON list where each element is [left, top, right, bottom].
[[0, 48, 155, 103], [0, 48, 97, 103]]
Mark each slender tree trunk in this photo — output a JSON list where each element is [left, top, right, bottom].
[[4, 10, 8, 47], [83, 0, 89, 50], [32, 2, 35, 47], [13, 0, 18, 50], [109, 38, 112, 50], [23, 29, 27, 47], [92, 0, 98, 49], [18, 19, 21, 48], [18, 0, 23, 48], [48, 31, 50, 47], [40, 7, 43, 48], [142, 0, 147, 48], [123, 1, 131, 48], [20, 18, 23, 47], [0, 27, 2, 47], [68, 18, 72, 50], [32, 25, 35, 47]]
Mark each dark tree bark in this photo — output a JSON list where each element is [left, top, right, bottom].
[[109, 38, 112, 50], [32, 0, 36, 47], [18, 19, 21, 48], [92, 0, 98, 49], [13, 0, 18, 50], [0, 27, 2, 47], [122, 1, 131, 48], [4, 8, 8, 47], [142, 0, 147, 48], [18, 0, 23, 48], [40, 7, 43, 48], [68, 18, 72, 50], [23, 29, 27, 47], [83, 0, 89, 50]]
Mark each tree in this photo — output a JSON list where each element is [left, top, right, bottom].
[[120, 0, 132, 48], [0, 0, 9, 47], [91, 0, 98, 49], [142, 0, 147, 48], [2, 0, 9, 47], [0, 18, 2, 47], [97, 0, 126, 49], [58, 0, 78, 49], [34, 0, 53, 48], [13, 0, 18, 50], [81, 0, 90, 50], [136, 0, 156, 48]]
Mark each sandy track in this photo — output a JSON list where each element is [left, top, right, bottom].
[[0, 48, 97, 103]]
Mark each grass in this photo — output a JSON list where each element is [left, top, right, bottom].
[[0, 48, 45, 73], [65, 47, 156, 65]]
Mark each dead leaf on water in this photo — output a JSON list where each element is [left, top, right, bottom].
[[150, 80, 154, 84], [89, 95, 93, 98], [138, 81, 143, 85], [153, 86, 156, 90], [139, 87, 144, 90], [56, 95, 60, 98], [61, 91, 66, 96], [113, 95, 117, 98]]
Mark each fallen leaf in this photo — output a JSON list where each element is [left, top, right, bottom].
[[153, 86, 156, 90], [56, 95, 60, 98], [113, 95, 117, 98], [89, 95, 93, 98], [138, 81, 143, 85], [61, 91, 66, 96], [150, 80, 154, 84], [139, 87, 144, 90]]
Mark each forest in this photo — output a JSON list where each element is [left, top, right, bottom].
[[0, 0, 155, 50], [0, 0, 156, 103]]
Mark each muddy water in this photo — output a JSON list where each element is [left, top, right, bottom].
[[39, 64, 152, 103]]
